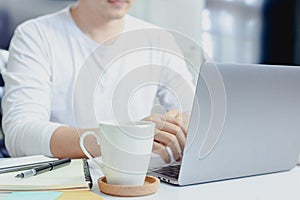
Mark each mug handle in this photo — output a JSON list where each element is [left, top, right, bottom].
[[79, 131, 104, 170]]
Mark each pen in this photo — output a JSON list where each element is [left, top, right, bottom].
[[15, 158, 71, 178]]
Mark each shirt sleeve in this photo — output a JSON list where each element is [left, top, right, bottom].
[[2, 22, 64, 157], [156, 34, 196, 113]]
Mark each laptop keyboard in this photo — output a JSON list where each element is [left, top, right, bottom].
[[153, 164, 181, 179]]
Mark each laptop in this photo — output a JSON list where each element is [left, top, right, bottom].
[[148, 62, 300, 186]]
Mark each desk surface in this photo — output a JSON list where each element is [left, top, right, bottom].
[[90, 165, 300, 200], [0, 160, 299, 199]]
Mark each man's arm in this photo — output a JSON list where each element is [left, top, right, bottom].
[[50, 126, 99, 159], [51, 109, 189, 160], [3, 23, 57, 157]]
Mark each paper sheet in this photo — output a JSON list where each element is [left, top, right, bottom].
[[0, 191, 62, 200], [57, 191, 104, 200]]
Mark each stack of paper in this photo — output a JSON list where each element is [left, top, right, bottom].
[[0, 158, 91, 191]]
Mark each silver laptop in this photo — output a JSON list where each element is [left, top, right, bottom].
[[148, 62, 300, 186]]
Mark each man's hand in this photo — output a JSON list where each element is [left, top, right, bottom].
[[144, 109, 190, 163]]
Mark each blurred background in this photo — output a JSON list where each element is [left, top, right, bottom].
[[0, 0, 300, 65]]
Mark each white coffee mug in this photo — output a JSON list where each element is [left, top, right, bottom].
[[80, 121, 155, 186]]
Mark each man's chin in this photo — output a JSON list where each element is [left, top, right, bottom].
[[108, 12, 127, 20]]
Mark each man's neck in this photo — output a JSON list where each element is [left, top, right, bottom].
[[70, 5, 125, 44]]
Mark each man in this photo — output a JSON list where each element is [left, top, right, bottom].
[[2, 0, 194, 164]]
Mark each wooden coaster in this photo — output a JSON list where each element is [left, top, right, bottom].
[[98, 175, 160, 197]]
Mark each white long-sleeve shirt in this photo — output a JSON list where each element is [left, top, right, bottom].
[[2, 6, 195, 157]]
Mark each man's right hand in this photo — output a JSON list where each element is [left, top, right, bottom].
[[144, 109, 190, 163]]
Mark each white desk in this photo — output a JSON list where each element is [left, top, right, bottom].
[[0, 160, 299, 199], [90, 165, 300, 200]]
